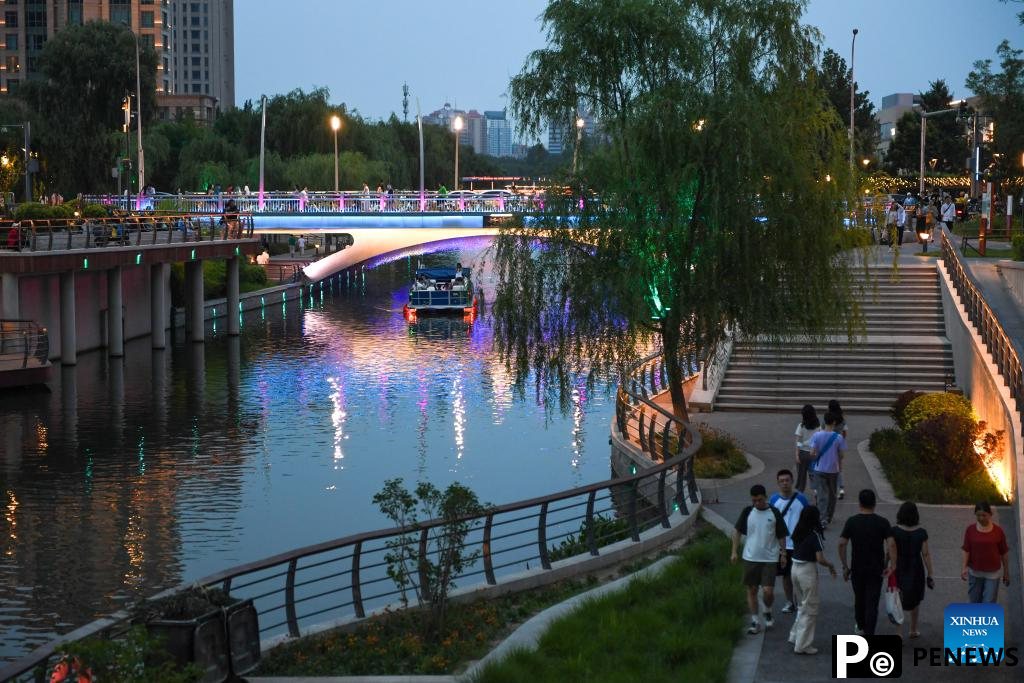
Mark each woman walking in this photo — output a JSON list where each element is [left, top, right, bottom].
[[961, 501, 1011, 602], [828, 400, 848, 500], [890, 501, 933, 639], [788, 505, 836, 655], [794, 404, 821, 492]]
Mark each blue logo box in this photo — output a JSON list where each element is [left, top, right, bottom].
[[944, 603, 1005, 663]]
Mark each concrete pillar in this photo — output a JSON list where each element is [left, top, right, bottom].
[[151, 263, 168, 349], [187, 260, 204, 343], [59, 271, 77, 365], [107, 266, 124, 357], [226, 256, 240, 336], [1, 272, 19, 319]]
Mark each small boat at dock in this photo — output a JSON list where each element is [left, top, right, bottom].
[[403, 265, 477, 320]]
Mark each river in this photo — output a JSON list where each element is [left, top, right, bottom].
[[0, 237, 615, 661]]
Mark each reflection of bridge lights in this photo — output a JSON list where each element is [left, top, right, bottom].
[[35, 423, 48, 451], [328, 377, 346, 469], [570, 387, 585, 469], [123, 508, 146, 587], [5, 491, 18, 553], [453, 375, 465, 461]]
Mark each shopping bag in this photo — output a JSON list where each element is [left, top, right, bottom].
[[885, 573, 904, 625]]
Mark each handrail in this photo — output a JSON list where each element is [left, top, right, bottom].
[[0, 353, 701, 682], [0, 213, 256, 253], [0, 320, 49, 370], [940, 226, 1023, 423], [80, 192, 542, 215]]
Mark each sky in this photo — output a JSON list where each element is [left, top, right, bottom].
[[235, 0, 1022, 126]]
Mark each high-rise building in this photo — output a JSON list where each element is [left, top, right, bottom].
[[547, 126, 565, 155], [424, 103, 487, 154], [168, 0, 234, 108], [876, 93, 920, 155], [485, 110, 513, 158], [0, 0, 234, 112]]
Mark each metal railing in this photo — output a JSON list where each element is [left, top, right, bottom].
[[0, 320, 49, 370], [1, 214, 255, 253], [81, 192, 541, 215], [940, 226, 1023, 421], [0, 353, 701, 683]]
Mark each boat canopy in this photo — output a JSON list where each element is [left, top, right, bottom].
[[415, 267, 463, 281]]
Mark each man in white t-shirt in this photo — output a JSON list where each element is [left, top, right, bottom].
[[732, 484, 789, 634], [941, 195, 956, 233], [770, 469, 810, 614]]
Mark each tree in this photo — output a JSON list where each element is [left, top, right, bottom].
[[967, 40, 1024, 185], [20, 21, 157, 194], [497, 0, 864, 420], [818, 48, 879, 162], [883, 81, 969, 175]]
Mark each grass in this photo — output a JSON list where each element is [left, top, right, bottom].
[[469, 526, 744, 683], [869, 428, 1008, 505], [252, 576, 601, 676], [693, 426, 749, 479]]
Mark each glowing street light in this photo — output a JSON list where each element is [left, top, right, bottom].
[[572, 116, 586, 175], [453, 115, 464, 190], [330, 114, 342, 192]]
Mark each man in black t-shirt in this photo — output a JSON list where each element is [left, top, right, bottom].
[[838, 489, 896, 636]]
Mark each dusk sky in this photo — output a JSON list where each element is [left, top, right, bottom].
[[236, 0, 1022, 135]]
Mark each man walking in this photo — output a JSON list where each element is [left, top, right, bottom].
[[770, 469, 810, 613], [838, 490, 896, 636], [732, 484, 789, 635], [808, 411, 845, 525], [940, 194, 956, 235]]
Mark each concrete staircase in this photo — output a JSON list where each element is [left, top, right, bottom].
[[715, 265, 955, 413]]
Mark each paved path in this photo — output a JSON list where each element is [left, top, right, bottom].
[[964, 258, 1024, 360], [696, 411, 1022, 682]]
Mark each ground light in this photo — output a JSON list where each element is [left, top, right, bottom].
[[918, 225, 930, 254]]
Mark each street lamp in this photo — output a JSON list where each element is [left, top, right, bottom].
[[917, 224, 931, 254], [258, 94, 267, 211], [849, 28, 858, 171], [572, 116, 585, 175], [453, 115, 463, 190], [330, 115, 341, 192], [862, 158, 870, 168]]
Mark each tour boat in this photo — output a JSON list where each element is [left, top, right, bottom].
[[403, 266, 477, 320], [0, 320, 52, 388]]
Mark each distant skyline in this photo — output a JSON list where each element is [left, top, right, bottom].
[[236, 0, 1020, 132]]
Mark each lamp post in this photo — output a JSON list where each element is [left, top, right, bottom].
[[258, 95, 267, 211], [918, 224, 930, 254], [330, 115, 341, 193], [453, 115, 463, 190], [849, 28, 858, 171], [572, 116, 585, 175], [134, 34, 145, 207]]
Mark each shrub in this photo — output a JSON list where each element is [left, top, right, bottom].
[[59, 626, 199, 682], [901, 391, 974, 431], [908, 414, 1001, 485], [155, 198, 181, 213], [868, 427, 905, 454], [693, 425, 748, 478], [81, 203, 109, 218], [13, 202, 75, 220], [1013, 233, 1024, 262], [890, 390, 923, 429], [548, 514, 631, 562]]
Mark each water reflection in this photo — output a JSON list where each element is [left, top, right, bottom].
[[0, 239, 613, 660]]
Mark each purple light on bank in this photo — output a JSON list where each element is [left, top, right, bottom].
[[379, 194, 385, 212], [419, 192, 425, 212], [339, 195, 345, 212], [459, 197, 465, 212], [499, 197, 505, 211], [258, 191, 265, 211], [298, 196, 306, 212]]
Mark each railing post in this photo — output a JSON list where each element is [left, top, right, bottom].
[[418, 528, 430, 600], [351, 541, 365, 618], [628, 480, 640, 542], [648, 417, 657, 460], [585, 490, 598, 555], [676, 461, 689, 516], [221, 577, 232, 594], [483, 513, 496, 585], [538, 501, 551, 569], [285, 558, 299, 637], [657, 469, 670, 528], [637, 409, 647, 451], [46, 222, 53, 250]]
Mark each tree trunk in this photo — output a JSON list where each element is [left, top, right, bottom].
[[660, 322, 690, 423]]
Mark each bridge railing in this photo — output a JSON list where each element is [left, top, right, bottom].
[[0, 354, 701, 683], [81, 192, 542, 215], [0, 320, 49, 370], [940, 226, 1023, 422], [0, 214, 255, 253]]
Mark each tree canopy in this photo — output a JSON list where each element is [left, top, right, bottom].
[[883, 80, 968, 176], [966, 39, 1024, 185], [494, 0, 865, 419]]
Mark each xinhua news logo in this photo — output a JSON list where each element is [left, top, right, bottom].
[[833, 635, 902, 678], [944, 603, 1004, 664]]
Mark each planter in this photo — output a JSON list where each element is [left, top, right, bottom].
[[145, 596, 260, 683]]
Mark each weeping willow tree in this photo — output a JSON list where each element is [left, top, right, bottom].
[[492, 0, 868, 420]]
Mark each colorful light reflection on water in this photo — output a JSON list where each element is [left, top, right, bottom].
[[0, 237, 613, 661]]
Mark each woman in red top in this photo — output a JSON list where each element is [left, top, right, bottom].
[[961, 501, 1011, 603]]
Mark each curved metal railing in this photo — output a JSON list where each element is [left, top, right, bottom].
[[0, 214, 255, 253], [81, 191, 541, 215], [940, 226, 1023, 422], [0, 353, 701, 682], [0, 320, 49, 370]]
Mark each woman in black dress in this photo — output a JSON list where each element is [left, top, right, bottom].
[[890, 501, 934, 639]]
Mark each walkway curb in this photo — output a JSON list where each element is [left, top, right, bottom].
[[701, 508, 762, 683], [697, 451, 765, 490], [857, 439, 899, 504]]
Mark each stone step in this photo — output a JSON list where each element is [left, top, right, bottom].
[[715, 400, 893, 414], [722, 369, 952, 383]]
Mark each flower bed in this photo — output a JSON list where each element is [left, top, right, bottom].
[[693, 425, 749, 478]]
